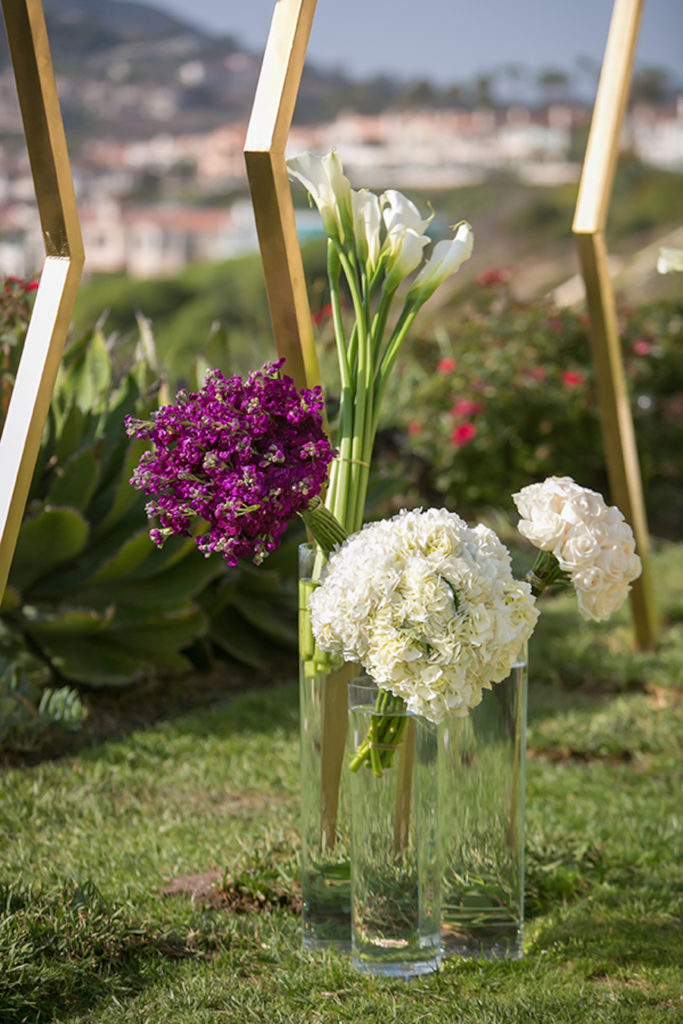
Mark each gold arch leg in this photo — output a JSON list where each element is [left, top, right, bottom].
[[243, 0, 321, 393], [573, 0, 659, 650], [0, 0, 85, 601], [245, 0, 659, 651]]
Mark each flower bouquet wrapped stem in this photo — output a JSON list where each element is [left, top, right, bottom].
[[288, 153, 474, 893], [347, 688, 409, 777]]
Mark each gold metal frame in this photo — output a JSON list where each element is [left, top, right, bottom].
[[0, 0, 85, 600], [246, 0, 658, 648], [573, 0, 658, 649], [243, 0, 321, 392]]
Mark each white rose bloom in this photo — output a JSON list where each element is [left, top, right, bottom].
[[309, 508, 539, 724], [577, 582, 630, 622], [595, 545, 642, 582], [556, 526, 602, 571], [518, 511, 568, 551]]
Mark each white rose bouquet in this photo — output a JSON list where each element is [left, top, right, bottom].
[[309, 508, 539, 772], [513, 476, 642, 621]]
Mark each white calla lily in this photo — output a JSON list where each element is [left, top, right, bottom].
[[381, 189, 433, 236], [379, 190, 434, 289], [287, 150, 353, 243], [407, 221, 474, 305], [384, 227, 429, 289], [657, 246, 683, 274], [351, 188, 382, 274]]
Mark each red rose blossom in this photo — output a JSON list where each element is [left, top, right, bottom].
[[451, 422, 477, 447], [451, 397, 483, 419], [562, 370, 586, 388]]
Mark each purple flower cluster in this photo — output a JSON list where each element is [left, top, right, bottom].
[[125, 359, 336, 566]]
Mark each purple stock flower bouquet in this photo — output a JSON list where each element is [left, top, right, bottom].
[[125, 359, 339, 566]]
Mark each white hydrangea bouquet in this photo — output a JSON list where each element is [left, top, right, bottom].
[[308, 478, 641, 775]]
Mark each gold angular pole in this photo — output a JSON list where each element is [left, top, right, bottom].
[[243, 0, 322, 392], [573, 0, 659, 650], [245, 2, 354, 856], [0, 0, 85, 602]]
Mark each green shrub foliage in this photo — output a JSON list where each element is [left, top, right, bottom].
[[388, 288, 683, 538]]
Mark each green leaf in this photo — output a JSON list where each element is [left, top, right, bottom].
[[60, 329, 113, 414], [47, 449, 100, 513], [86, 552, 223, 611], [55, 402, 88, 464], [0, 586, 21, 613], [9, 507, 90, 593], [237, 563, 284, 595], [109, 607, 208, 656], [235, 596, 298, 650], [208, 610, 271, 670], [89, 438, 149, 539], [125, 533, 203, 581], [38, 636, 148, 687], [27, 406, 58, 504], [87, 530, 160, 585], [23, 603, 115, 637], [30, 513, 149, 596]]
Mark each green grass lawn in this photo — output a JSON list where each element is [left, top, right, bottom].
[[1, 544, 682, 1024]]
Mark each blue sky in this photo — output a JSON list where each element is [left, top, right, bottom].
[[133, 0, 682, 87]]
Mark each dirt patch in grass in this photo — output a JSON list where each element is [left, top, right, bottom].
[[161, 870, 302, 915]]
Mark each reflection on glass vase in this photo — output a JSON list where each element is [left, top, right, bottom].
[[299, 542, 355, 950], [348, 677, 441, 978], [438, 648, 527, 960]]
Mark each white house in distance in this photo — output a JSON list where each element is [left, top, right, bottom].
[[80, 199, 258, 277]]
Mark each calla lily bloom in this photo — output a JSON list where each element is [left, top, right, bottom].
[[407, 221, 474, 305], [287, 150, 353, 243], [351, 188, 382, 275], [657, 246, 683, 274], [379, 191, 433, 290], [384, 227, 430, 291], [381, 189, 433, 236]]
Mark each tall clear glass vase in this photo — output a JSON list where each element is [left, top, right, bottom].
[[299, 542, 355, 950], [348, 677, 441, 978], [438, 648, 527, 960]]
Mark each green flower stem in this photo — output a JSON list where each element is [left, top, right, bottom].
[[349, 690, 408, 776], [327, 241, 350, 389], [526, 549, 572, 598], [370, 280, 397, 365], [334, 243, 374, 534], [372, 300, 421, 435]]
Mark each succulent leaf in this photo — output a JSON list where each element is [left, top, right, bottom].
[[10, 508, 90, 593], [208, 611, 271, 670], [22, 604, 115, 636], [47, 449, 100, 512], [86, 530, 160, 586], [89, 438, 149, 539]]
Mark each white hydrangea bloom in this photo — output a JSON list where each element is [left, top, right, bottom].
[[512, 476, 642, 622], [308, 508, 539, 724]]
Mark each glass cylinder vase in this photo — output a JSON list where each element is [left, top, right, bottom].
[[299, 542, 355, 950], [348, 677, 441, 978], [438, 648, 527, 960]]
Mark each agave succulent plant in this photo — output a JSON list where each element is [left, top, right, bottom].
[[0, 316, 230, 690]]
